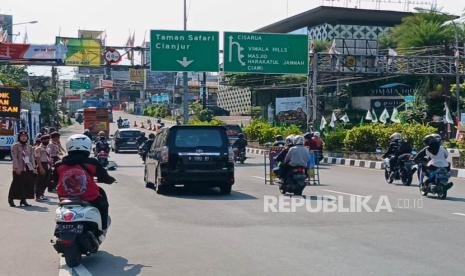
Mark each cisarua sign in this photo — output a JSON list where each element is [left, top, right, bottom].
[[223, 32, 309, 74], [150, 30, 219, 72]]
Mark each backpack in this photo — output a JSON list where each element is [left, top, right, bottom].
[[397, 139, 412, 155], [59, 164, 92, 197]]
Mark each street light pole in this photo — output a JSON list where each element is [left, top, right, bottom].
[[182, 0, 189, 124]]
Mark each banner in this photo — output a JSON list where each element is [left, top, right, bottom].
[[0, 87, 21, 119], [56, 37, 102, 67], [0, 42, 65, 60], [275, 97, 307, 124], [130, 68, 145, 82], [151, 94, 169, 103]]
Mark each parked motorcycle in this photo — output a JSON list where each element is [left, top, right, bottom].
[[384, 154, 416, 186], [51, 194, 110, 267], [233, 147, 247, 164], [418, 163, 453, 200], [279, 166, 307, 196]]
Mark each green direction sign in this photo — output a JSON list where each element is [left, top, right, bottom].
[[223, 32, 309, 74], [150, 30, 219, 72], [70, 80, 91, 90]]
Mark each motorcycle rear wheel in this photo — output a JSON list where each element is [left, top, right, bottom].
[[401, 172, 412, 186], [437, 186, 447, 200], [63, 243, 82, 268], [384, 169, 393, 184]]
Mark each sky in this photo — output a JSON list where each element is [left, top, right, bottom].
[[1, 0, 465, 46], [1, 0, 464, 77]]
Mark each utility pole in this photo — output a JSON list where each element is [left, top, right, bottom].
[[312, 53, 319, 129], [182, 0, 189, 124], [202, 72, 207, 109]]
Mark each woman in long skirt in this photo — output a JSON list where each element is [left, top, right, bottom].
[[8, 130, 36, 207]]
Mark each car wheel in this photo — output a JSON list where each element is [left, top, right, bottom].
[[144, 167, 155, 189], [219, 184, 232, 195]]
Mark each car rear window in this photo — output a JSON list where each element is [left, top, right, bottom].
[[174, 129, 224, 148], [120, 131, 141, 138], [225, 125, 242, 136]]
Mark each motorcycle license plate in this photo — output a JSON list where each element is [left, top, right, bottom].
[[55, 224, 84, 234]]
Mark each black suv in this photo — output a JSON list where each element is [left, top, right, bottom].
[[111, 129, 142, 153], [144, 126, 235, 194]]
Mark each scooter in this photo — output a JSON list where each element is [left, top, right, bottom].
[[97, 151, 109, 168], [418, 163, 453, 200], [279, 166, 307, 196], [51, 193, 110, 267], [384, 154, 416, 186]]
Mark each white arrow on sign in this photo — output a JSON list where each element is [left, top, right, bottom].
[[176, 57, 194, 68]]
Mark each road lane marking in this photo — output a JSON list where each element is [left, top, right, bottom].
[[452, 212, 465, 217], [74, 264, 93, 276], [59, 257, 93, 276], [252, 176, 266, 180], [321, 189, 368, 198], [58, 257, 72, 276]]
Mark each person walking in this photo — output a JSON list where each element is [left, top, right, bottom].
[[8, 130, 36, 207], [34, 134, 52, 201], [47, 132, 63, 192]]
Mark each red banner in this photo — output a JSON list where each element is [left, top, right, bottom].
[[0, 42, 65, 60]]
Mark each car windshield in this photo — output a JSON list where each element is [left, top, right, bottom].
[[119, 131, 140, 138], [175, 129, 223, 148]]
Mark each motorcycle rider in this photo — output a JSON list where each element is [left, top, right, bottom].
[[95, 131, 110, 155], [137, 132, 148, 147], [284, 135, 311, 177], [54, 134, 115, 230], [232, 133, 248, 158], [83, 129, 93, 141], [383, 133, 412, 173], [274, 135, 295, 181], [414, 134, 453, 189], [117, 116, 123, 128], [273, 135, 285, 147]]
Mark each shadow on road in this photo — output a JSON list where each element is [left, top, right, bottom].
[[159, 186, 258, 201], [84, 251, 151, 276], [234, 163, 265, 168], [446, 196, 465, 203], [19, 205, 49, 212]]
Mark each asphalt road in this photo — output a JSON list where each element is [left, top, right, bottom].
[[1, 121, 465, 275]]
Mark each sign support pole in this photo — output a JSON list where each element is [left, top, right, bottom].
[[311, 53, 318, 129], [182, 0, 189, 124]]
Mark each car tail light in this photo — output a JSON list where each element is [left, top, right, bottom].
[[63, 211, 75, 221], [161, 146, 169, 163], [228, 147, 234, 162]]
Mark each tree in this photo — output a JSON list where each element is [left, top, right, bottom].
[[0, 65, 28, 87]]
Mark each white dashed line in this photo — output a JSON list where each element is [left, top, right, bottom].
[[252, 176, 266, 180], [59, 257, 93, 276], [321, 189, 368, 198], [452, 212, 465, 217]]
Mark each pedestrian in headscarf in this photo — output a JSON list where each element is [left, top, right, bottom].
[[8, 130, 36, 207]]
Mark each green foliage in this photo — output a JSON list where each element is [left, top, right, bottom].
[[324, 128, 347, 152], [243, 119, 302, 144], [144, 104, 169, 118], [190, 118, 225, 126], [389, 10, 455, 52], [189, 101, 203, 117], [198, 109, 213, 122], [343, 123, 437, 152], [250, 106, 262, 119], [0, 65, 28, 87]]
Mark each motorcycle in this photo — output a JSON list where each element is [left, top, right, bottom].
[[418, 164, 453, 200], [279, 166, 307, 196], [384, 154, 416, 186], [51, 194, 110, 267], [233, 147, 247, 164], [97, 151, 109, 168]]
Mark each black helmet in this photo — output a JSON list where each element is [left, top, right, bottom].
[[148, 133, 155, 139], [304, 132, 313, 139], [423, 134, 436, 146], [238, 133, 244, 139], [275, 135, 283, 141]]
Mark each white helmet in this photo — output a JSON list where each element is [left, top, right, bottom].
[[294, 135, 305, 145], [390, 132, 401, 142], [285, 135, 295, 146], [313, 131, 321, 137], [66, 134, 92, 153]]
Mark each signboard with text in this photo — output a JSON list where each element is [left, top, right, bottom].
[[0, 87, 21, 119], [70, 80, 91, 90], [223, 32, 308, 74], [56, 37, 102, 67], [150, 30, 219, 72], [275, 97, 307, 124]]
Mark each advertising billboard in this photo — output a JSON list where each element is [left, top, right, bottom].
[[0, 42, 66, 60], [56, 37, 102, 67], [275, 97, 307, 124], [0, 15, 13, 42]]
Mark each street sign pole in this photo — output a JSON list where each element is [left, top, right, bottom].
[[182, 0, 189, 124]]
